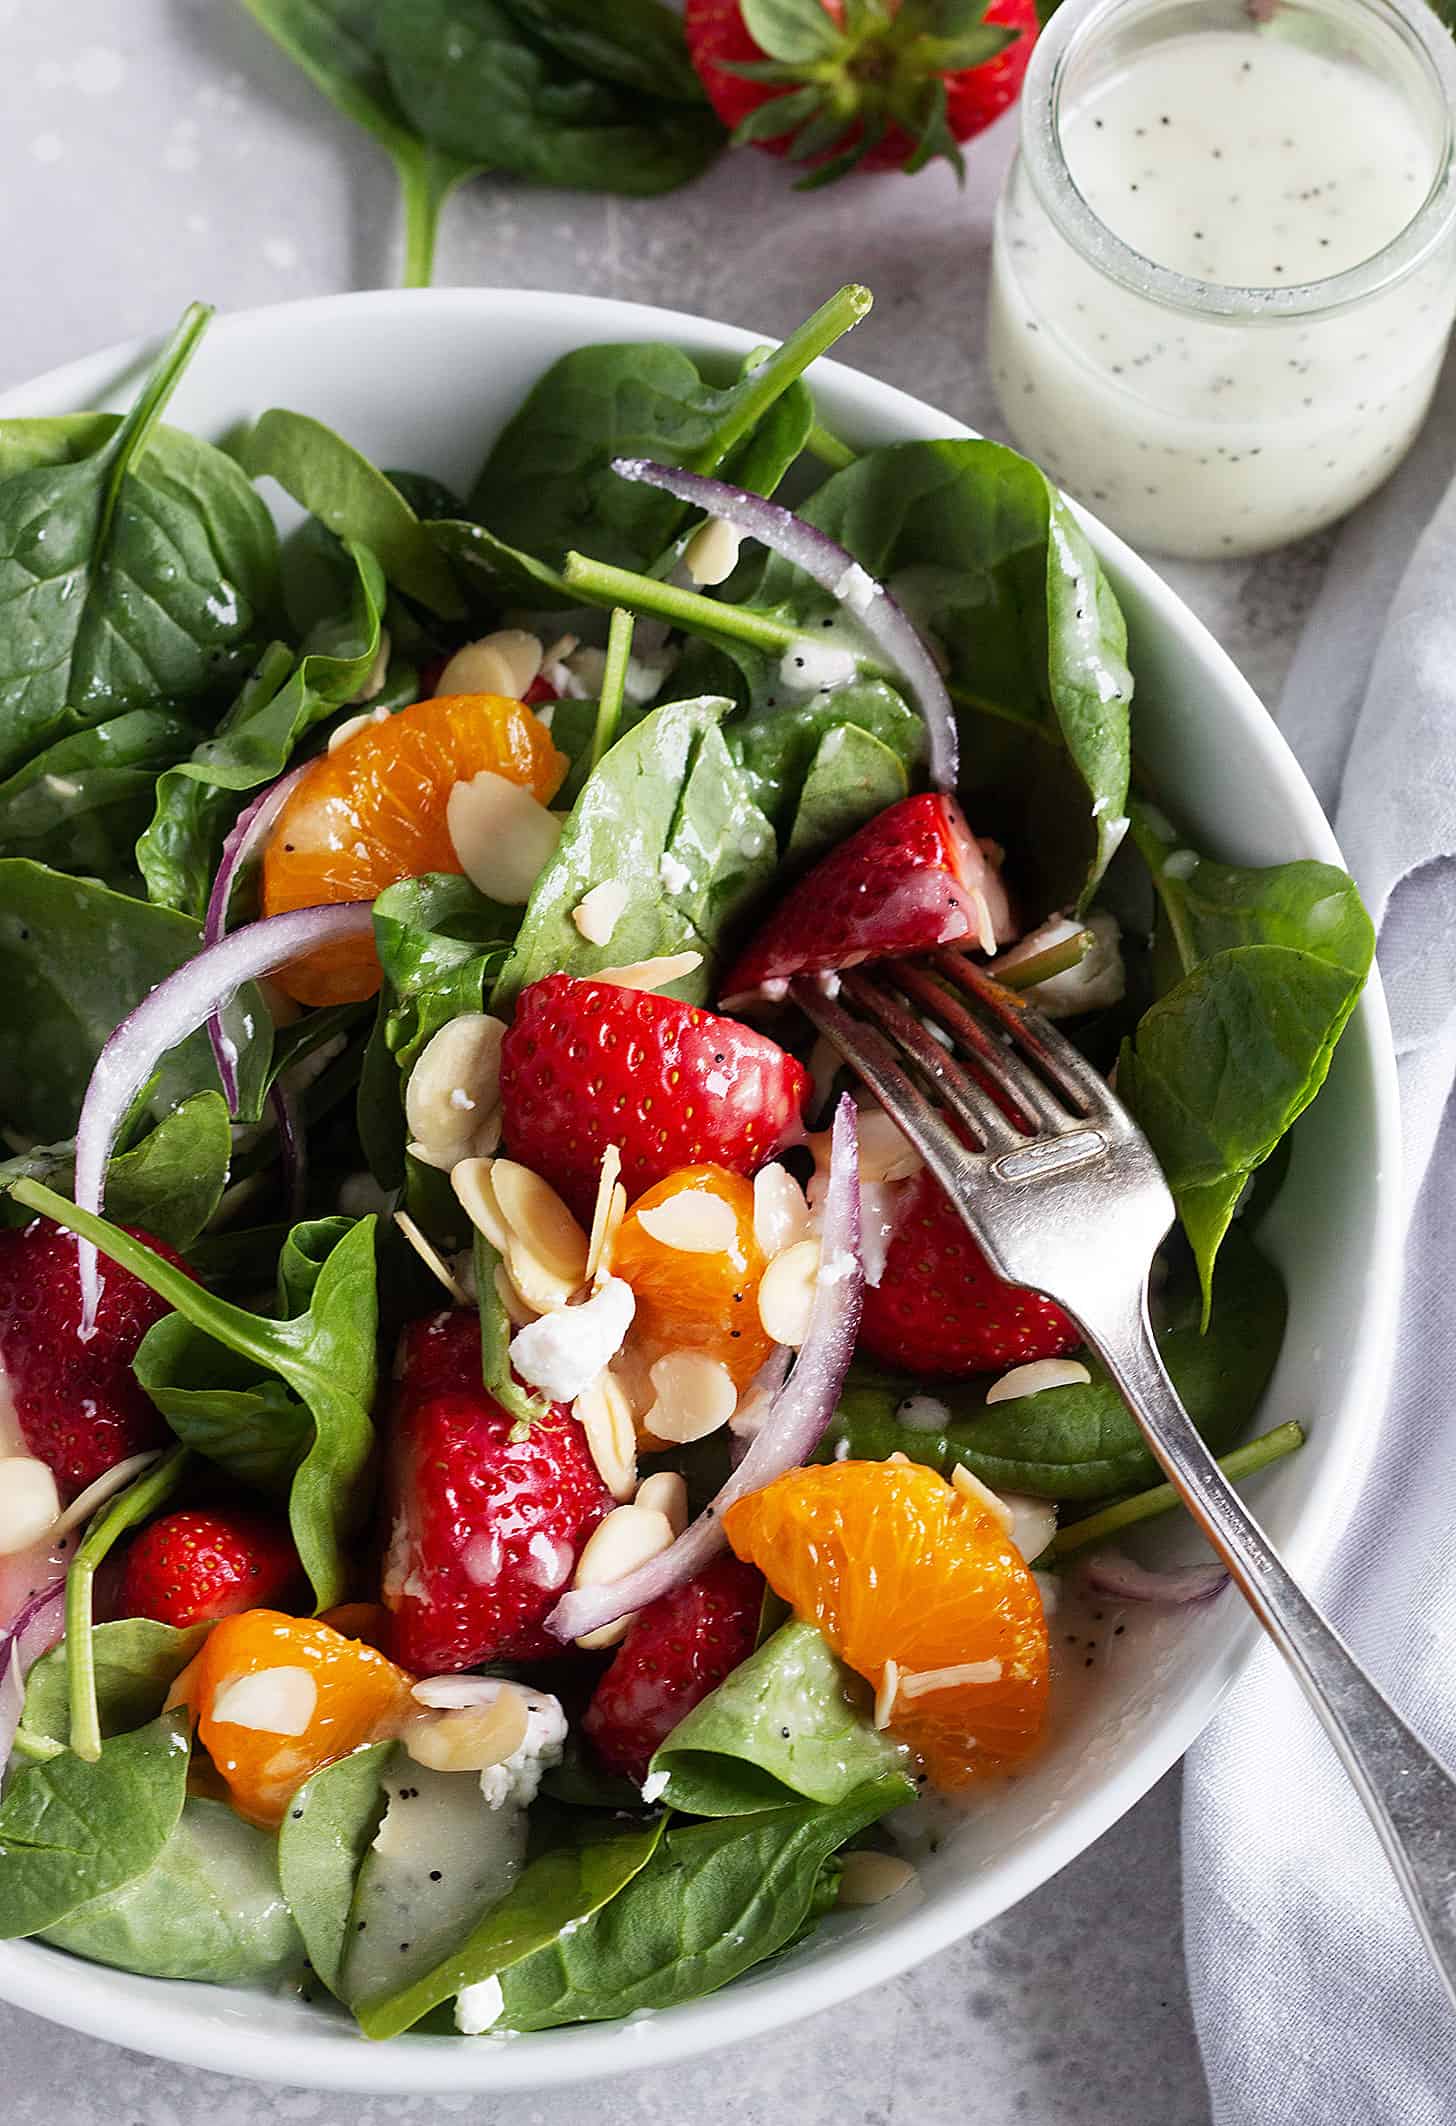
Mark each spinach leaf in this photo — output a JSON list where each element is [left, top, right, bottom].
[[499, 0, 707, 101], [652, 1621, 903, 1815], [0, 305, 278, 780], [0, 1710, 191, 1939], [467, 287, 870, 571], [238, 0, 485, 288], [0, 709, 197, 884], [39, 1798, 302, 1983], [725, 676, 925, 841], [0, 861, 271, 1142], [242, 412, 461, 617], [785, 723, 909, 865], [376, 0, 723, 201], [278, 1741, 392, 1995], [358, 1810, 666, 2040], [494, 697, 774, 1010], [425, 517, 577, 613], [14, 1620, 206, 1761], [821, 1227, 1286, 1499], [497, 1777, 910, 2029], [137, 546, 387, 917], [12, 1185, 379, 1610], [0, 1092, 231, 1250], [1120, 808, 1373, 1307]]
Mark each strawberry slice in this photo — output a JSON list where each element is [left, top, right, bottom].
[[0, 1215, 195, 1499], [117, 1507, 302, 1628], [858, 1170, 1080, 1378], [720, 793, 1014, 1008], [582, 1554, 763, 1786], [382, 1310, 612, 1673], [499, 975, 812, 1223]]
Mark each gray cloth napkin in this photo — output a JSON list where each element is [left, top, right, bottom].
[[1183, 348, 1456, 2122]]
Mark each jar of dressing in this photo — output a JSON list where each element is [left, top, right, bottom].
[[988, 0, 1456, 558]]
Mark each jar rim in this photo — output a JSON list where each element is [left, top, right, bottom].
[[1020, 0, 1456, 320]]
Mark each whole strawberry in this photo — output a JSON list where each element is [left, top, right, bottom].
[[118, 1507, 302, 1628], [720, 792, 1013, 1005], [685, 0, 1037, 186], [500, 975, 811, 1223], [858, 1169, 1081, 1375], [0, 1215, 194, 1498], [583, 1555, 763, 1786], [383, 1310, 613, 1673]]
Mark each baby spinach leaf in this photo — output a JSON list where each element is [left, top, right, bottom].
[[12, 1185, 380, 1610], [0, 1092, 231, 1250], [494, 696, 774, 1010], [243, 412, 461, 617], [41, 1797, 303, 1983], [652, 1621, 904, 1815], [239, 0, 485, 287], [0, 709, 197, 884], [497, 1776, 910, 2029], [426, 517, 577, 613], [14, 1620, 207, 1761], [0, 305, 279, 780], [822, 1227, 1286, 1499], [725, 676, 925, 840], [0, 1710, 191, 1939], [278, 1741, 392, 1995], [499, 0, 707, 101], [785, 723, 909, 864], [358, 1810, 666, 2040], [138, 546, 387, 917], [0, 861, 271, 1142], [1051, 1420, 1306, 1557]]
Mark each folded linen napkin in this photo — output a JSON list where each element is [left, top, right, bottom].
[[1183, 350, 1456, 2123]]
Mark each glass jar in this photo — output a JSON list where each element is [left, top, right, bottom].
[[988, 0, 1456, 559]]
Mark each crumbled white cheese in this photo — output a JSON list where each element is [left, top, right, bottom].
[[640, 1769, 670, 1805], [833, 562, 877, 615], [777, 640, 858, 694], [508, 1276, 636, 1402], [478, 1688, 568, 1811], [658, 851, 691, 895], [456, 1975, 505, 2035]]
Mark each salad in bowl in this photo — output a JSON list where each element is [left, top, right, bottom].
[[0, 286, 1371, 2045]]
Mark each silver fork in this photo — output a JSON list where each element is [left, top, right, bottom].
[[794, 951, 1456, 2008]]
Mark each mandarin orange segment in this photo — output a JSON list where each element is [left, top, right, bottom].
[[261, 693, 566, 1004], [722, 1460, 1048, 1787], [182, 1608, 416, 1827], [612, 1165, 774, 1391]]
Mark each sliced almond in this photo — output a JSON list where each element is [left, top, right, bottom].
[[757, 1238, 821, 1347], [898, 1658, 1003, 1699], [210, 1666, 318, 1736], [349, 626, 392, 705], [984, 1358, 1092, 1405], [634, 1469, 688, 1536], [405, 1014, 507, 1165], [437, 629, 544, 700], [504, 1235, 581, 1316], [584, 1145, 624, 1285], [951, 1461, 1016, 1535], [575, 1371, 638, 1503], [1003, 1493, 1058, 1564], [571, 1504, 676, 1649], [495, 1262, 538, 1327], [643, 1352, 737, 1446], [608, 1342, 657, 1423], [572, 880, 631, 947], [636, 1190, 739, 1257], [446, 772, 562, 904], [451, 1156, 512, 1255], [873, 1659, 900, 1732], [683, 516, 742, 588], [752, 1164, 810, 1259], [854, 1106, 926, 1183], [328, 703, 391, 752], [403, 1688, 530, 1775], [393, 1211, 471, 1306], [491, 1161, 589, 1289], [595, 951, 703, 994], [837, 1852, 916, 1908]]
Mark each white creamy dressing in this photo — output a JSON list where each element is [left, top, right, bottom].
[[989, 29, 1454, 554]]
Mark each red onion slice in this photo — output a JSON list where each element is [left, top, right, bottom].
[[0, 1581, 66, 1777], [203, 765, 308, 1110], [1084, 1550, 1228, 1604], [72, 902, 374, 1336], [610, 458, 958, 792], [547, 1095, 862, 1643]]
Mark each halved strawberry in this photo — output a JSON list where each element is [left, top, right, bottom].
[[382, 1310, 613, 1673], [0, 1215, 195, 1499], [719, 793, 1013, 1007], [499, 975, 812, 1224], [117, 1507, 302, 1628], [582, 1554, 763, 1786], [858, 1169, 1080, 1377]]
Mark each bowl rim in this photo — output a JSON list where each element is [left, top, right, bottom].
[[0, 285, 1403, 2094]]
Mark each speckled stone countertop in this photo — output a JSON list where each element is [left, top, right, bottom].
[[0, 5, 1340, 2119]]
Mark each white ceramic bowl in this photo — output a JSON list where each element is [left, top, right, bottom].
[[0, 290, 1401, 2092]]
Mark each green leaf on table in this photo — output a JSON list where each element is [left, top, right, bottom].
[[14, 1620, 207, 1761], [0, 305, 278, 781], [0, 709, 197, 885], [652, 1620, 904, 1815], [278, 1741, 392, 1995], [0, 1710, 191, 1939], [785, 722, 910, 864], [0, 1091, 232, 1249], [40, 1798, 303, 1984], [0, 862, 271, 1143], [821, 1226, 1287, 1499], [496, 1776, 910, 2029], [498, 0, 709, 101]]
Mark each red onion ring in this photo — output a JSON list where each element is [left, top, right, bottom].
[[1084, 1550, 1228, 1604], [0, 1581, 66, 1777], [609, 457, 958, 792], [72, 902, 374, 1336], [547, 1095, 862, 1643], [203, 765, 308, 1110]]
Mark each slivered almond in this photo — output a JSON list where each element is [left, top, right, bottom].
[[584, 1146, 624, 1284], [595, 1183, 627, 1284], [570, 1504, 676, 1650], [837, 1853, 916, 1908], [636, 1191, 739, 1256], [634, 1469, 688, 1536], [757, 1238, 821, 1347], [575, 1371, 638, 1503], [403, 1688, 530, 1774], [898, 1659, 1003, 1699], [753, 1164, 810, 1258], [951, 1462, 1016, 1535], [873, 1659, 900, 1731], [643, 1352, 737, 1445], [572, 880, 630, 947], [595, 951, 702, 994], [446, 772, 561, 904], [394, 1211, 471, 1306]]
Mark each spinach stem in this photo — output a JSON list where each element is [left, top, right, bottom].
[[1048, 1421, 1305, 1557], [806, 421, 857, 472], [993, 930, 1095, 992], [99, 302, 213, 540], [562, 552, 801, 658], [693, 284, 872, 476], [591, 609, 634, 773], [66, 1446, 190, 1761], [398, 147, 476, 290]]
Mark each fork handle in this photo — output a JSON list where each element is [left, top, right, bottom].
[[1089, 1288, 1456, 2007]]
